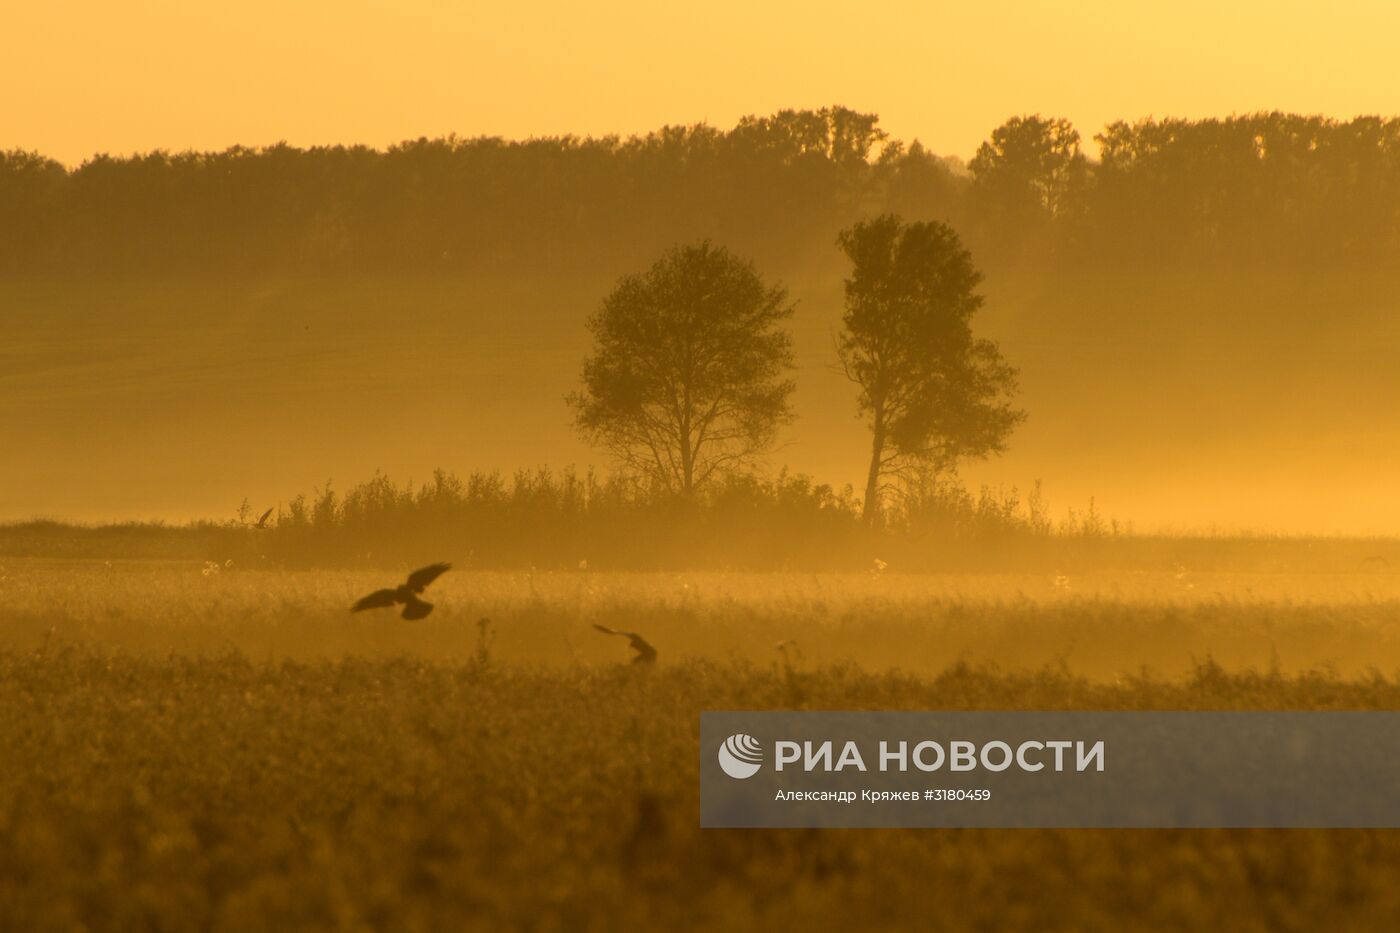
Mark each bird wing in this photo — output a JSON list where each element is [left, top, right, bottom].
[[405, 562, 452, 592], [255, 507, 274, 528], [400, 594, 434, 620], [626, 634, 658, 665], [594, 624, 655, 657], [352, 589, 401, 612]]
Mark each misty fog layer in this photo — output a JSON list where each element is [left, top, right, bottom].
[[4, 110, 1399, 531]]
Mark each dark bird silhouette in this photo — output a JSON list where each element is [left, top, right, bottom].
[[352, 563, 452, 620], [593, 624, 657, 665], [249, 507, 275, 530]]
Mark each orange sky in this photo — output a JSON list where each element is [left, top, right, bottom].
[[5, 1, 1399, 166]]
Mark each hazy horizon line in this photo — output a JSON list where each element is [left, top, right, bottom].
[[14, 106, 1400, 171]]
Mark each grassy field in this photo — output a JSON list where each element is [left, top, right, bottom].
[[5, 560, 1400, 929], [6, 559, 1400, 675], [11, 270, 1400, 533]]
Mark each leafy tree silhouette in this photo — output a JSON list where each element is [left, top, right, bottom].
[[836, 215, 1023, 527], [569, 242, 795, 496]]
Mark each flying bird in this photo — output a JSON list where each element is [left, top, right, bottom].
[[249, 507, 275, 530], [352, 563, 452, 620], [593, 624, 657, 665]]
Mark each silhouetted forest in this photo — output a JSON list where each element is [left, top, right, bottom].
[[9, 107, 1400, 534], [5, 109, 1398, 277]]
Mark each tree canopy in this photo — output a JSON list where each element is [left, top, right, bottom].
[[568, 243, 796, 495], [836, 215, 1023, 525]]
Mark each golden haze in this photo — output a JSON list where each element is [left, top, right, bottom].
[[4, 1, 1399, 165]]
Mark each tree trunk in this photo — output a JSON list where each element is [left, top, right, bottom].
[[863, 419, 885, 528], [679, 405, 694, 496], [680, 432, 694, 496]]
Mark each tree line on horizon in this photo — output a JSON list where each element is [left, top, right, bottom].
[[3, 108, 1399, 275]]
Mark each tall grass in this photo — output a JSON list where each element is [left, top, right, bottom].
[[4, 562, 1400, 677], [4, 558, 1399, 926], [6, 467, 1400, 572], [4, 650, 1400, 930], [0, 468, 1149, 571]]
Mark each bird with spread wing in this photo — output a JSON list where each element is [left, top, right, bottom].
[[352, 563, 452, 620], [249, 507, 275, 530], [593, 624, 657, 665]]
